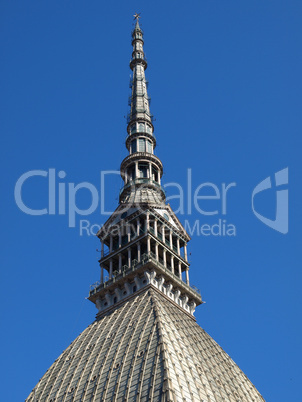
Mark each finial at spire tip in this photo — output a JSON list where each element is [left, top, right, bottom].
[[133, 13, 141, 21]]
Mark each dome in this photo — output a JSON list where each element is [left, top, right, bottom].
[[27, 288, 264, 401]]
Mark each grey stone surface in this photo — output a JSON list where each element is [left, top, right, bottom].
[[26, 288, 264, 401]]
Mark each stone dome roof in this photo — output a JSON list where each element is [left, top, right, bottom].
[[26, 288, 264, 402]]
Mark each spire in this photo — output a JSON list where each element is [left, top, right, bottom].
[[128, 14, 151, 126], [133, 12, 142, 31], [26, 17, 264, 402], [119, 14, 165, 204], [134, 18, 140, 30], [91, 16, 199, 320]]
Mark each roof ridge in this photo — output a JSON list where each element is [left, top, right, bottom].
[[112, 290, 155, 401], [149, 290, 174, 401]]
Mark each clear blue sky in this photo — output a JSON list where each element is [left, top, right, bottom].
[[1, 1, 301, 401]]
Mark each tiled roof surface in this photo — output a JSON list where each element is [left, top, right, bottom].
[[26, 288, 264, 401], [122, 187, 165, 205]]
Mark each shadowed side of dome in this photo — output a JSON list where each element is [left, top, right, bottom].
[[152, 291, 265, 402]]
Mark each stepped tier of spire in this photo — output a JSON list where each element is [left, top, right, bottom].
[[120, 17, 164, 204], [90, 16, 202, 317]]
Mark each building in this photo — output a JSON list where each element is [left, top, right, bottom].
[[26, 15, 264, 402]]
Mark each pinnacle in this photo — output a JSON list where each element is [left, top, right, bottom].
[[133, 13, 142, 31]]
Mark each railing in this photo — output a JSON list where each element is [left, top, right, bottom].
[[146, 253, 201, 295], [100, 228, 147, 260], [90, 281, 100, 291], [190, 285, 200, 293], [102, 227, 185, 262], [102, 222, 186, 262], [102, 248, 110, 257], [119, 178, 165, 197], [102, 244, 121, 258], [127, 127, 154, 136], [89, 252, 201, 297], [131, 29, 145, 38], [130, 55, 147, 63]]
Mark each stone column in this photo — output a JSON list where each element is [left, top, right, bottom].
[[127, 225, 131, 242], [136, 218, 140, 236], [147, 236, 151, 254], [155, 243, 159, 261], [101, 240, 104, 258], [185, 267, 190, 285], [162, 226, 165, 244], [177, 237, 180, 256], [101, 265, 104, 283], [178, 261, 182, 279], [137, 242, 141, 262], [135, 161, 139, 179], [146, 212, 150, 230], [109, 259, 113, 279], [171, 256, 174, 275], [118, 230, 122, 248], [128, 248, 132, 268], [109, 235, 113, 253], [154, 219, 158, 237], [169, 231, 173, 248], [149, 163, 152, 180], [118, 254, 122, 271], [163, 249, 167, 268], [184, 243, 188, 261]]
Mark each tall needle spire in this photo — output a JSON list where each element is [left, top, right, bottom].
[[26, 16, 265, 402], [119, 14, 165, 205]]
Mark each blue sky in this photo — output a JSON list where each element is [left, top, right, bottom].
[[1, 1, 301, 400]]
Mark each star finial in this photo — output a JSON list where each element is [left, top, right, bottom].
[[133, 13, 141, 21]]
